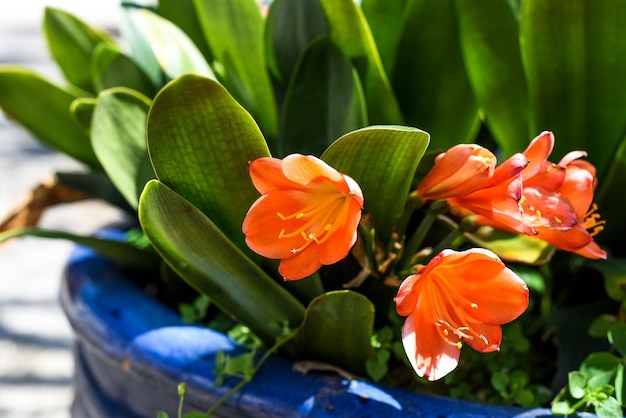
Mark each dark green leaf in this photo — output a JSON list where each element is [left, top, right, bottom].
[[319, 0, 403, 125], [0, 67, 99, 168], [520, 0, 626, 179], [588, 315, 618, 339], [55, 171, 132, 213], [290, 290, 374, 374], [455, 0, 529, 156], [147, 74, 270, 254], [393, 0, 479, 149], [44, 7, 114, 93], [591, 258, 626, 302], [596, 134, 626, 249], [608, 323, 626, 358], [322, 126, 429, 241], [265, 0, 328, 82], [138, 180, 305, 345], [193, 0, 278, 141], [366, 348, 390, 381], [91, 88, 155, 209], [91, 43, 157, 97], [279, 37, 366, 156]]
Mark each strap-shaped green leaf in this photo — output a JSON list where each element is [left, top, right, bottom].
[[319, 0, 403, 125], [0, 66, 99, 168], [0, 227, 158, 271], [290, 290, 374, 374], [147, 74, 270, 253], [91, 43, 157, 97], [91, 88, 155, 209], [43, 7, 115, 94], [456, 0, 529, 156], [322, 125, 429, 241], [193, 0, 278, 142], [467, 227, 555, 265], [280, 37, 367, 157], [596, 134, 626, 248], [265, 0, 329, 82], [139, 180, 305, 345], [158, 0, 214, 63], [393, 0, 479, 150], [69, 97, 96, 131], [521, 0, 626, 178]]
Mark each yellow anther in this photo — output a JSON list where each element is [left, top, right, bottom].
[[456, 342, 463, 349], [471, 303, 478, 309], [535, 210, 542, 223], [443, 329, 449, 336], [519, 195, 526, 206]]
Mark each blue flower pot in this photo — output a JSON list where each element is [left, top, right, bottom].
[[61, 242, 560, 418]]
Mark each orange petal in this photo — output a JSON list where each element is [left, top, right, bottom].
[[282, 154, 343, 184], [278, 245, 322, 280], [522, 131, 554, 178], [249, 158, 304, 194]]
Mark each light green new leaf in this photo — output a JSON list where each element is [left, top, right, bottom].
[[456, 0, 529, 156], [130, 8, 216, 82], [290, 290, 374, 374], [91, 88, 155, 209], [467, 226, 555, 265], [280, 37, 367, 157], [147, 74, 270, 253], [361, 0, 408, 77], [0, 227, 158, 271], [265, 0, 328, 82], [0, 67, 99, 168], [322, 126, 429, 241], [521, 0, 626, 178], [91, 43, 157, 97], [193, 0, 278, 142], [43, 7, 115, 93], [319, 0, 403, 125], [393, 0, 480, 150], [139, 180, 305, 345]]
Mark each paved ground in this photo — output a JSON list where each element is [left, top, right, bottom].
[[0, 2, 122, 417]]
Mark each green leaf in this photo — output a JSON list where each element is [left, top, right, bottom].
[[0, 227, 158, 271], [319, 0, 403, 125], [596, 134, 626, 248], [91, 43, 157, 97], [265, 0, 329, 82], [365, 348, 390, 382], [290, 290, 374, 374], [594, 396, 623, 418], [467, 226, 555, 265], [44, 7, 115, 93], [91, 88, 155, 209], [193, 0, 278, 141], [138, 180, 305, 345], [491, 371, 510, 395], [608, 323, 626, 358], [131, 8, 216, 81], [158, 0, 214, 63], [455, 0, 529, 156], [520, 0, 626, 179], [580, 352, 621, 389], [69, 97, 96, 131], [591, 258, 626, 302], [393, 0, 480, 149], [588, 315, 618, 339], [55, 171, 132, 213], [279, 37, 367, 156], [156, 411, 169, 418], [322, 126, 429, 241], [0, 67, 99, 168], [361, 0, 408, 77], [568, 371, 588, 399], [147, 74, 270, 253]]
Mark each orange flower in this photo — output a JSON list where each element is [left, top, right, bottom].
[[516, 131, 606, 259], [395, 248, 529, 381], [242, 154, 364, 280]]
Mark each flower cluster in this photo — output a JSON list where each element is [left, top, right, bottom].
[[242, 132, 605, 382]]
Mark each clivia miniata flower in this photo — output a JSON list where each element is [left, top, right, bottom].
[[395, 248, 529, 381], [242, 154, 364, 280]]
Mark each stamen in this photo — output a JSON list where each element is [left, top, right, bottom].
[[535, 210, 541, 223], [470, 303, 478, 309], [479, 334, 489, 345], [582, 203, 606, 237]]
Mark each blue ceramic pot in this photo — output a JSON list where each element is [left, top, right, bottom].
[[61, 242, 559, 418]]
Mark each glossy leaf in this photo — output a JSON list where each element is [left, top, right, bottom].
[[91, 43, 157, 97], [158, 0, 214, 63], [393, 0, 480, 150], [131, 8, 216, 81], [69, 97, 96, 131], [290, 290, 374, 374], [138, 180, 305, 345], [91, 88, 155, 209], [361, 0, 408, 76], [456, 0, 529, 156], [193, 0, 278, 141], [0, 227, 158, 271], [467, 226, 555, 265], [322, 126, 429, 241], [595, 134, 626, 250], [265, 0, 328, 82], [147, 74, 270, 253], [319, 0, 403, 125], [520, 0, 626, 178], [0, 67, 99, 168], [43, 7, 114, 93], [279, 37, 367, 157]]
